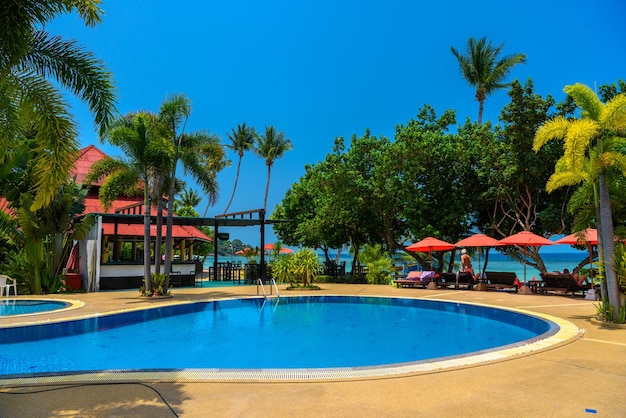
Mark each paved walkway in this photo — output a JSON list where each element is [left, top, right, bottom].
[[1, 284, 625, 417]]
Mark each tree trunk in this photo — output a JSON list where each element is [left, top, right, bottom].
[[263, 163, 271, 211], [143, 193, 152, 292], [223, 156, 242, 214], [598, 170, 621, 319], [154, 196, 163, 276], [164, 160, 178, 293]]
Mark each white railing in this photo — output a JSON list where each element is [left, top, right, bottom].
[[257, 278, 280, 298]]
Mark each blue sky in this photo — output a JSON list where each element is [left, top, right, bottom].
[[50, 0, 626, 247]]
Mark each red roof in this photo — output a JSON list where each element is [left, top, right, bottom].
[[71, 145, 109, 185], [74, 146, 212, 242]]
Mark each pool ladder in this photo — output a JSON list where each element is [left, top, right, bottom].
[[257, 278, 280, 298]]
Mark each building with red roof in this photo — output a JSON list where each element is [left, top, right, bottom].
[[70, 145, 211, 290]]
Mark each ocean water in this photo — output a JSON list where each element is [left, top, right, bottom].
[[203, 251, 593, 282]]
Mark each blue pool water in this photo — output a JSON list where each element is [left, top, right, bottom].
[[0, 296, 556, 377], [0, 300, 69, 316]]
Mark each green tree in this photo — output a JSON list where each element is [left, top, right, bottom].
[[86, 112, 172, 293], [161, 94, 227, 291], [473, 79, 573, 272], [451, 36, 525, 123], [221, 123, 256, 215], [255, 126, 293, 210], [533, 83, 626, 319], [0, 0, 117, 210]]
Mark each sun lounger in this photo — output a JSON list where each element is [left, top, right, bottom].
[[437, 271, 474, 290], [538, 273, 590, 297], [484, 271, 519, 293], [394, 271, 434, 288]]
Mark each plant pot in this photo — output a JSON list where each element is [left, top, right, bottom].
[[64, 273, 82, 290]]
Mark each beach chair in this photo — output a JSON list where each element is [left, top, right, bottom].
[[484, 271, 519, 293], [437, 271, 473, 289], [539, 273, 590, 297], [0, 274, 17, 297], [394, 271, 432, 288]]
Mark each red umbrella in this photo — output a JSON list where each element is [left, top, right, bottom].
[[264, 243, 294, 254], [406, 237, 455, 269], [499, 231, 554, 282], [555, 228, 597, 278], [455, 234, 503, 275], [555, 228, 598, 245]]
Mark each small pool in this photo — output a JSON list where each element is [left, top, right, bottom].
[[0, 296, 571, 381], [0, 300, 70, 317]]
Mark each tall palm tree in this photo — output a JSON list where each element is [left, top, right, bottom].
[[160, 95, 227, 290], [451, 37, 526, 124], [0, 1, 117, 210], [534, 83, 626, 319], [254, 126, 293, 211], [86, 112, 172, 292], [220, 123, 257, 215]]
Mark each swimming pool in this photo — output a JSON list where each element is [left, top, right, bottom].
[[0, 300, 70, 317], [0, 296, 574, 381]]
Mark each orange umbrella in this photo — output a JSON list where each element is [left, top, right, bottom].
[[264, 243, 294, 254], [455, 234, 503, 274], [406, 237, 455, 269], [499, 231, 554, 282]]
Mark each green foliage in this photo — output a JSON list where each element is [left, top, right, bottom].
[[290, 249, 322, 286], [0, 1, 116, 210], [140, 273, 170, 297], [358, 244, 394, 285], [270, 254, 294, 284], [0, 179, 94, 294], [595, 297, 626, 324], [275, 105, 481, 271], [612, 243, 626, 294]]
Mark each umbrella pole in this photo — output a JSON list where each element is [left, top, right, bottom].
[[523, 246, 527, 283]]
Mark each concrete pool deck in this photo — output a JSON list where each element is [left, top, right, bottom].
[[1, 283, 625, 417]]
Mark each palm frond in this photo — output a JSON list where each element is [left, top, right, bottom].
[[600, 93, 626, 132], [563, 119, 599, 169], [533, 116, 570, 151], [24, 31, 117, 136], [564, 83, 603, 120], [546, 170, 584, 193]]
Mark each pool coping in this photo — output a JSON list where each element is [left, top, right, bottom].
[[0, 295, 582, 385], [0, 298, 85, 322]]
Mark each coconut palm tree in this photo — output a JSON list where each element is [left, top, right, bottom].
[[178, 187, 202, 209], [220, 123, 257, 215], [160, 95, 227, 290], [254, 126, 293, 211], [534, 83, 626, 319], [86, 112, 172, 293], [451, 37, 525, 124], [0, 0, 117, 210]]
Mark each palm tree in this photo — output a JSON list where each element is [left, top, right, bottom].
[[0, 1, 117, 210], [86, 113, 172, 293], [254, 126, 293, 210], [160, 95, 227, 290], [534, 83, 626, 319], [220, 123, 257, 215], [178, 187, 202, 209], [451, 37, 526, 124]]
